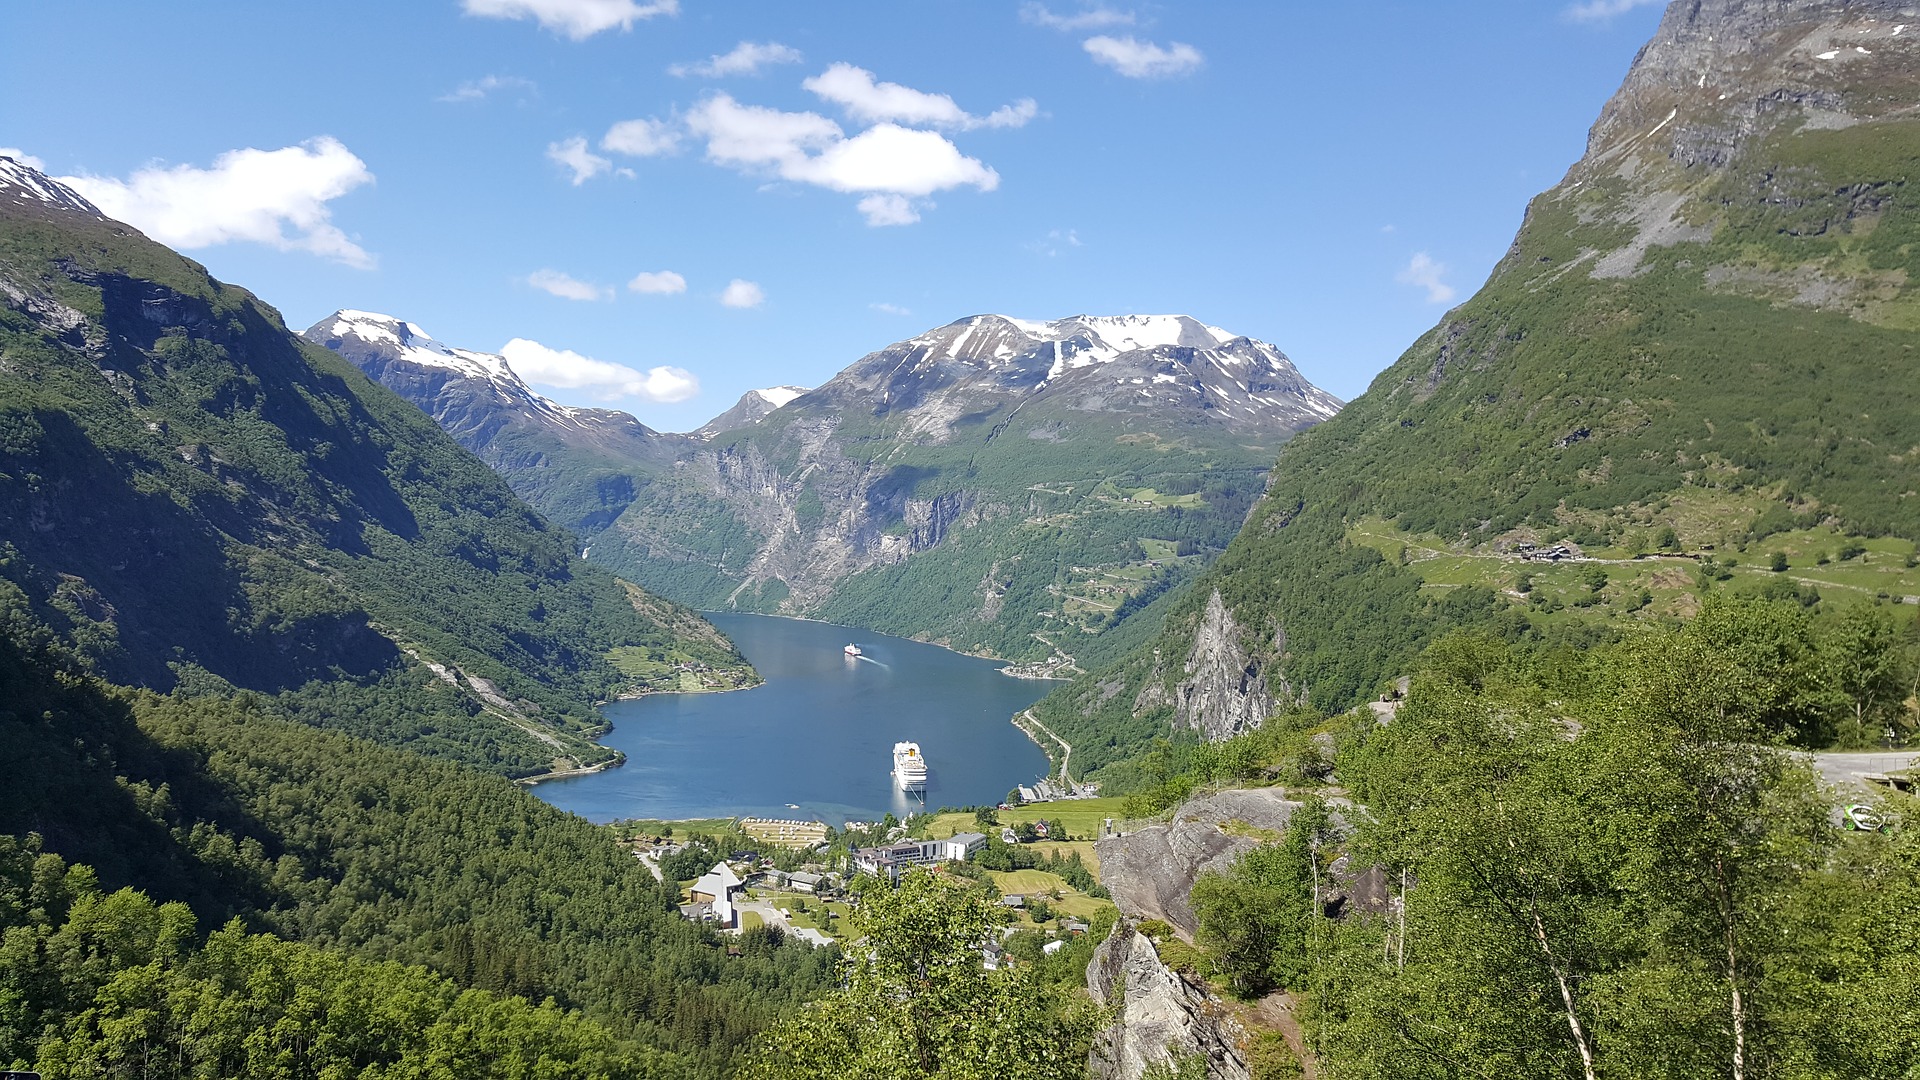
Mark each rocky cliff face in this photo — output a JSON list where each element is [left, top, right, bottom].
[[1173, 590, 1285, 741], [1089, 928, 1250, 1080], [1096, 788, 1302, 938]]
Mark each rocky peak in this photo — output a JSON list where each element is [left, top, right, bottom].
[[694, 384, 810, 439], [304, 310, 654, 438], [815, 313, 1341, 438], [0, 155, 104, 218], [1577, 0, 1917, 175]]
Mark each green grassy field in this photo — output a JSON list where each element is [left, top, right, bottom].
[[987, 869, 1116, 927], [1346, 515, 1920, 633], [920, 797, 1130, 844]]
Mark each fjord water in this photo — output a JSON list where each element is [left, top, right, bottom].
[[532, 613, 1053, 824]]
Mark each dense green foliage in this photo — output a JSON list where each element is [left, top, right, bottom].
[[0, 196, 754, 775], [1172, 609, 1920, 1078], [0, 837, 658, 1079], [0, 627, 834, 1077], [740, 870, 1104, 1080]]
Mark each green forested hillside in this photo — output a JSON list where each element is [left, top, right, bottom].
[[0, 183, 752, 776], [0, 625, 833, 1077], [1149, 613, 1920, 1079], [1034, 4, 1920, 779]]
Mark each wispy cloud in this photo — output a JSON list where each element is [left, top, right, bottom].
[[501, 338, 699, 402], [1029, 228, 1081, 257], [1564, 0, 1662, 22], [60, 137, 376, 268], [547, 136, 613, 184], [1396, 252, 1457, 304], [668, 40, 803, 78], [438, 74, 537, 103], [525, 268, 613, 301], [803, 63, 1037, 131], [720, 279, 766, 308], [1020, 3, 1135, 31], [870, 302, 913, 316], [857, 194, 920, 226], [1083, 36, 1203, 79], [600, 118, 681, 157], [461, 0, 677, 40], [628, 270, 686, 294]]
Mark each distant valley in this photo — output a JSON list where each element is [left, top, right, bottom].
[[311, 310, 1341, 670]]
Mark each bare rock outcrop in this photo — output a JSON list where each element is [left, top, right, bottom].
[[1088, 928, 1250, 1080], [1173, 590, 1279, 741], [1096, 788, 1302, 939]]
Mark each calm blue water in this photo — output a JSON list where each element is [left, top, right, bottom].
[[531, 613, 1054, 824]]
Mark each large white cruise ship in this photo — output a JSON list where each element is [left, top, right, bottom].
[[893, 742, 928, 793]]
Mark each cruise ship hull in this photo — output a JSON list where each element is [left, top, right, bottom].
[[893, 741, 928, 793]]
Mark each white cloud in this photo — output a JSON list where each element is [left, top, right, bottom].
[[526, 268, 613, 301], [1565, 0, 1662, 22], [600, 118, 681, 157], [802, 63, 1037, 131], [1083, 35, 1204, 79], [686, 94, 843, 172], [501, 338, 699, 402], [628, 270, 687, 294], [686, 95, 998, 195], [678, 93, 1000, 224], [547, 136, 613, 184], [858, 194, 921, 226], [461, 0, 677, 40], [720, 279, 765, 308], [1020, 3, 1135, 31], [870, 302, 913, 316], [59, 137, 375, 268], [793, 123, 1000, 195], [668, 41, 803, 78], [438, 74, 537, 103], [0, 147, 47, 171], [1396, 252, 1457, 304]]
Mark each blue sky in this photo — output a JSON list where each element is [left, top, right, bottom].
[[3, 0, 1668, 433]]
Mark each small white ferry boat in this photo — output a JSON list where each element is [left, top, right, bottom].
[[844, 643, 863, 657]]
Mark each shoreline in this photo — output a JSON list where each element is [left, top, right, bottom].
[[516, 755, 621, 787], [700, 609, 1077, 677]]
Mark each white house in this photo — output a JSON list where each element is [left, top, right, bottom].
[[689, 862, 744, 928]]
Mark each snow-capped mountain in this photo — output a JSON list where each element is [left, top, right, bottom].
[[304, 310, 660, 449], [811, 313, 1341, 440], [695, 385, 811, 440], [0, 155, 103, 217], [303, 312, 682, 535]]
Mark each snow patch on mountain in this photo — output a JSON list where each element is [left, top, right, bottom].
[[0, 156, 104, 217], [752, 386, 808, 409], [311, 310, 624, 431]]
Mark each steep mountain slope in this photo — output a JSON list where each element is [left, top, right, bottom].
[[1037, 0, 1920, 775], [322, 310, 1340, 667], [305, 310, 688, 537], [0, 158, 753, 777]]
